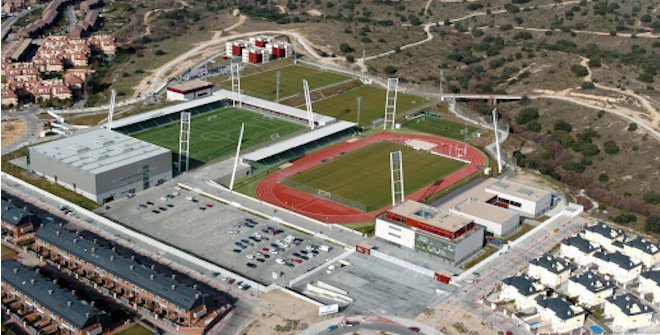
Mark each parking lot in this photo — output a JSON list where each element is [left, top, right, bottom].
[[101, 183, 344, 286], [292, 253, 453, 318]]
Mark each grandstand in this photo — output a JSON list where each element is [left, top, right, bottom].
[[242, 121, 357, 168]]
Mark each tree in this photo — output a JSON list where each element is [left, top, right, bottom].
[[603, 140, 620, 154], [526, 120, 542, 132], [646, 215, 660, 234], [581, 81, 595, 89], [339, 43, 354, 53], [570, 64, 589, 77], [588, 56, 602, 68], [516, 107, 539, 124], [563, 161, 585, 173], [598, 172, 609, 182], [154, 49, 167, 56], [554, 120, 572, 132], [345, 55, 355, 63], [643, 191, 660, 205], [627, 123, 638, 131], [384, 66, 398, 75]]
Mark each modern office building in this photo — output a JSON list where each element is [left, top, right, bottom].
[[375, 200, 484, 266], [28, 129, 172, 203]]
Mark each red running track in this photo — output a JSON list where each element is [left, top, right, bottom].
[[256, 131, 486, 224]]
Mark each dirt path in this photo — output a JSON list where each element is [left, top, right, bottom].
[[508, 25, 659, 39], [212, 14, 246, 39]]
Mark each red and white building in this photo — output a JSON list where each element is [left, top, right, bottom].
[[375, 200, 484, 267], [166, 80, 214, 101], [225, 40, 248, 57], [242, 47, 270, 64]]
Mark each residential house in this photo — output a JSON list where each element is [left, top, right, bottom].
[[1, 200, 41, 240], [604, 293, 654, 331], [583, 223, 626, 252], [535, 296, 586, 333], [1, 260, 104, 335], [528, 254, 576, 288], [500, 276, 545, 311], [34, 224, 228, 332], [638, 270, 660, 305], [623, 237, 659, 268], [592, 251, 643, 284], [1, 88, 18, 106], [566, 271, 614, 307], [559, 235, 599, 266]]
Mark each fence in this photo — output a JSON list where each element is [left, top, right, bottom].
[[280, 178, 368, 212]]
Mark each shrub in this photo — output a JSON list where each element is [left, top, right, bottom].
[[627, 123, 638, 131], [598, 173, 609, 182], [563, 161, 585, 173], [581, 81, 595, 89], [603, 140, 620, 154], [516, 107, 539, 124], [345, 55, 355, 63], [570, 64, 589, 77], [339, 43, 354, 53], [588, 56, 602, 68], [154, 49, 166, 56], [554, 120, 572, 132], [612, 213, 637, 225], [646, 215, 660, 233], [643, 191, 660, 205], [384, 66, 398, 75], [525, 121, 542, 132]]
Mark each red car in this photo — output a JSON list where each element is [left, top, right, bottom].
[[408, 327, 420, 333], [205, 203, 213, 208], [272, 229, 284, 235], [261, 247, 270, 252], [292, 258, 302, 263]]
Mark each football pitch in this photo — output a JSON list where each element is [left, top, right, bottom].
[[219, 65, 350, 100], [308, 85, 427, 127], [403, 117, 479, 141], [284, 141, 466, 211], [132, 108, 305, 168]]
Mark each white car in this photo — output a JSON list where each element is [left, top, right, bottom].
[[275, 258, 286, 265], [246, 254, 255, 260]]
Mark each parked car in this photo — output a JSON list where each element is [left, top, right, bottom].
[[408, 326, 420, 333], [246, 263, 257, 268]]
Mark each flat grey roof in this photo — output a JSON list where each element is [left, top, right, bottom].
[[242, 120, 356, 162], [484, 178, 552, 202], [29, 129, 170, 175], [167, 79, 213, 91]]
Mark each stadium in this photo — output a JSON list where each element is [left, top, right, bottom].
[[107, 62, 486, 224]]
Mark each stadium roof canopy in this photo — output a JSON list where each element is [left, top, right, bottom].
[[110, 89, 337, 129], [243, 120, 356, 162]]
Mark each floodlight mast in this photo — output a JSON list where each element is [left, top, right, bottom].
[[390, 151, 405, 207], [229, 123, 245, 190], [231, 62, 242, 108], [303, 79, 315, 130], [275, 70, 281, 102], [107, 89, 116, 129], [178, 112, 191, 173], [492, 108, 503, 173], [383, 77, 399, 129]]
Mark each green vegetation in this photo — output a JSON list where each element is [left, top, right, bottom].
[[504, 223, 535, 242], [1, 149, 100, 210], [116, 324, 153, 335], [309, 85, 426, 126], [343, 221, 376, 235], [133, 108, 304, 168], [285, 141, 465, 211], [216, 65, 350, 100], [402, 117, 478, 141], [461, 245, 498, 270]]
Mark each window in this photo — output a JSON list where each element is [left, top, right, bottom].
[[389, 225, 402, 232], [388, 232, 401, 239]]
